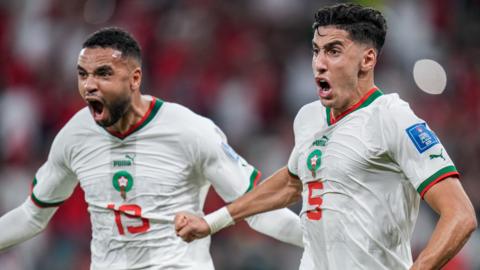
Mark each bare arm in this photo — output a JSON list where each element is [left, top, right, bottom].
[[227, 167, 302, 222], [411, 177, 477, 270], [176, 167, 302, 241]]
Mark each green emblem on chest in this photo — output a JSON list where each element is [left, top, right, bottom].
[[307, 150, 322, 177], [112, 170, 134, 200]]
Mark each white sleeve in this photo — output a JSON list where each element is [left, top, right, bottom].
[[287, 147, 300, 177], [382, 101, 459, 198], [192, 119, 303, 246], [245, 209, 303, 247], [287, 103, 314, 177], [193, 119, 260, 202], [32, 127, 78, 207], [0, 199, 57, 251], [0, 124, 77, 250]]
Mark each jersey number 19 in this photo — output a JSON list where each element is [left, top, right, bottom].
[[107, 204, 150, 235]]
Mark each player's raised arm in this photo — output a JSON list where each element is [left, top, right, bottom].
[[410, 177, 477, 270], [226, 167, 302, 223], [0, 117, 78, 251], [0, 199, 58, 251], [176, 166, 302, 242]]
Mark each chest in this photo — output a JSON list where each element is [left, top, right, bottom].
[[295, 115, 386, 184], [69, 134, 197, 203]]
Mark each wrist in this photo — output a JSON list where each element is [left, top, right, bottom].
[[203, 206, 235, 234], [412, 253, 435, 270]]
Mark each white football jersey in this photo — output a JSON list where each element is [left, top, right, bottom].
[[287, 89, 458, 270], [32, 96, 262, 270]]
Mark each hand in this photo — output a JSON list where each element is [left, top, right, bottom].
[[174, 212, 211, 242]]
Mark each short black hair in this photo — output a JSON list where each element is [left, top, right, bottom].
[[82, 27, 142, 64], [313, 3, 387, 53]]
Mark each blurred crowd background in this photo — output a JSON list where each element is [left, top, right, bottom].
[[0, 0, 479, 269]]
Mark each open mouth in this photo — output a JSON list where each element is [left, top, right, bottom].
[[316, 78, 332, 98], [86, 99, 106, 121]]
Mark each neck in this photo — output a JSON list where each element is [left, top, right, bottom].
[[332, 74, 375, 118], [107, 94, 151, 134]]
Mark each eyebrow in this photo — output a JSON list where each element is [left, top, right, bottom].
[[324, 40, 344, 49], [95, 65, 113, 73], [312, 40, 344, 50], [76, 65, 113, 74]]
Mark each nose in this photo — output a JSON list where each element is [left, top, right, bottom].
[[312, 53, 327, 74], [83, 75, 98, 94]]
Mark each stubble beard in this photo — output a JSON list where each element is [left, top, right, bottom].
[[96, 94, 131, 128]]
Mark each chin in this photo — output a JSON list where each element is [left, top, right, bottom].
[[319, 98, 334, 108], [95, 117, 116, 127], [95, 120, 110, 127]]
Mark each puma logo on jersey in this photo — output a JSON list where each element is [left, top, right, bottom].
[[113, 160, 132, 167], [113, 154, 136, 167], [312, 135, 329, 147], [126, 154, 136, 162], [429, 149, 445, 161]]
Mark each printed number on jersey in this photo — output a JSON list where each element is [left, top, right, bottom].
[[108, 203, 150, 235], [307, 181, 323, 220]]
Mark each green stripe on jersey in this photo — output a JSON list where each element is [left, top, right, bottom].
[[416, 165, 458, 194], [288, 169, 298, 178], [31, 177, 65, 208], [358, 89, 383, 110], [326, 89, 383, 126], [107, 98, 164, 140], [246, 168, 260, 193], [326, 107, 332, 126], [136, 98, 163, 132], [31, 193, 64, 208]]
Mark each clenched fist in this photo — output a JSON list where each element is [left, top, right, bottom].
[[174, 212, 211, 242]]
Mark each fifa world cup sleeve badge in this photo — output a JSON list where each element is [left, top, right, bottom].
[[307, 150, 322, 178], [113, 171, 134, 200]]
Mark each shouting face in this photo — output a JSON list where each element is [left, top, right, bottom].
[[77, 47, 136, 127], [312, 26, 376, 113]]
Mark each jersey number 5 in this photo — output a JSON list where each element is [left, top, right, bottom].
[[307, 181, 323, 220], [107, 204, 150, 235]]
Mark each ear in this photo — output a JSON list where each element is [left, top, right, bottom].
[[361, 48, 377, 72], [130, 67, 142, 91]]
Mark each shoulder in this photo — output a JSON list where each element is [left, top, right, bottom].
[[47, 107, 98, 161], [161, 102, 205, 121], [370, 93, 429, 148], [67, 107, 96, 127], [374, 93, 412, 114], [372, 93, 419, 126], [161, 102, 215, 130], [293, 100, 324, 137], [295, 100, 324, 118], [55, 107, 97, 141], [160, 101, 221, 141]]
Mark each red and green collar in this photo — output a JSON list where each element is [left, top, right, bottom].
[[326, 87, 383, 126], [107, 98, 163, 139]]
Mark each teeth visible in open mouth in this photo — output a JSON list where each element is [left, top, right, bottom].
[[319, 80, 330, 91], [89, 100, 104, 114]]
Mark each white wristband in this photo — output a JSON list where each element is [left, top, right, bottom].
[[204, 207, 235, 234]]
